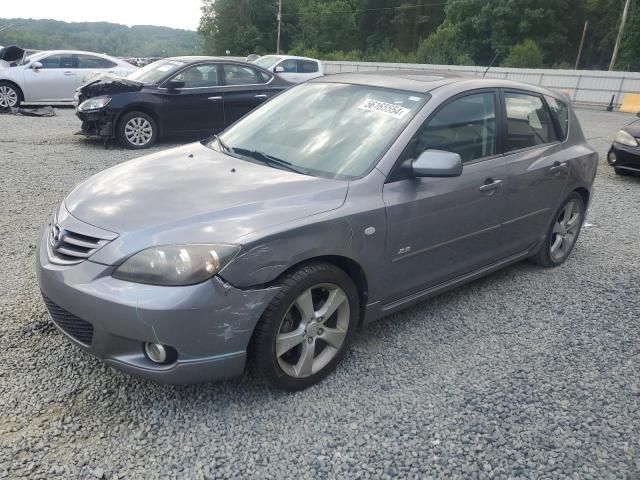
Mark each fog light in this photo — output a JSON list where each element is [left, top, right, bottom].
[[144, 342, 167, 364], [608, 152, 617, 164]]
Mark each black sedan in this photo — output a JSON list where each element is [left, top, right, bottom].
[[74, 57, 291, 149], [608, 113, 640, 176]]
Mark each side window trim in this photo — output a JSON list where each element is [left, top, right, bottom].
[[499, 88, 561, 156]]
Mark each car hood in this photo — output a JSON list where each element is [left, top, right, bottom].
[[622, 120, 640, 137], [65, 143, 348, 262], [77, 73, 143, 99], [0, 45, 25, 64]]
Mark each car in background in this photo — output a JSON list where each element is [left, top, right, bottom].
[[246, 53, 260, 63], [608, 113, 640, 176], [252, 55, 323, 83], [74, 56, 291, 149], [38, 73, 596, 390], [0, 48, 137, 107]]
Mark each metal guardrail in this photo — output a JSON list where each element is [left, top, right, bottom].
[[322, 61, 640, 109]]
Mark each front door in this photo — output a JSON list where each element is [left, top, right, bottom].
[[24, 53, 78, 101], [383, 90, 510, 302], [158, 63, 225, 135], [221, 63, 272, 125], [500, 90, 571, 252]]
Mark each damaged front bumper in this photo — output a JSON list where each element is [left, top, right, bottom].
[[75, 109, 117, 138], [36, 224, 279, 384]]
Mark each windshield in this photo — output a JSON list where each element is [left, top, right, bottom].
[[127, 59, 186, 84], [253, 55, 282, 69], [212, 83, 428, 180]]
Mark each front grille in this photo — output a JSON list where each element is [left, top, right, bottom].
[[48, 224, 111, 265], [42, 294, 94, 345]]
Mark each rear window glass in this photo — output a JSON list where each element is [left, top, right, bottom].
[[545, 96, 570, 141], [298, 60, 319, 73], [504, 92, 557, 152]]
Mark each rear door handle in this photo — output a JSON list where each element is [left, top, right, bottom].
[[550, 161, 569, 175], [255, 94, 268, 99], [479, 179, 504, 193], [208, 96, 222, 101], [63, 71, 75, 76]]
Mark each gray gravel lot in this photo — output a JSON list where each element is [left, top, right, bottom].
[[1, 108, 639, 479]]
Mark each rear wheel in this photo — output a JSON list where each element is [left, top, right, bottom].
[[117, 111, 157, 149], [531, 192, 585, 267], [249, 262, 359, 391], [0, 82, 21, 108]]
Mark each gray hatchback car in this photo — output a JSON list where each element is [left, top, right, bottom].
[[37, 72, 597, 390]]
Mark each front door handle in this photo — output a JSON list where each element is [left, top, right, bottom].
[[479, 178, 504, 193], [550, 161, 569, 175], [208, 96, 222, 101], [255, 94, 268, 99], [63, 71, 75, 76]]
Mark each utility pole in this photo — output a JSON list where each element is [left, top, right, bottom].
[[574, 21, 588, 70], [276, 0, 282, 54], [610, 0, 632, 71]]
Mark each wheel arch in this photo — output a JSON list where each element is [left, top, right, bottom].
[[0, 79, 24, 101], [573, 186, 590, 207], [116, 104, 162, 137]]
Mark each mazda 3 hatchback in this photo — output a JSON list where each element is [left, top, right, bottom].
[[37, 72, 597, 391]]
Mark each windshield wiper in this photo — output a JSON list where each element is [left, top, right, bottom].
[[214, 135, 232, 154], [231, 147, 307, 175]]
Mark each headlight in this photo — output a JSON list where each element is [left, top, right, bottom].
[[113, 244, 240, 286], [78, 95, 111, 112], [614, 130, 639, 147]]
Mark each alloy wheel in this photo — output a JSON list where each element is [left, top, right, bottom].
[[550, 199, 582, 261], [276, 283, 350, 378], [124, 117, 153, 146], [0, 86, 18, 108]]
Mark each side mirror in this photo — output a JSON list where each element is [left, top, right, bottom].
[[412, 150, 463, 177], [274, 65, 285, 73], [31, 61, 43, 70], [167, 80, 185, 90]]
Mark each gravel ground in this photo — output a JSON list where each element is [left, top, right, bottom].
[[1, 108, 639, 480]]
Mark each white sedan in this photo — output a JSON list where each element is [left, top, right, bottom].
[[252, 55, 324, 83], [0, 48, 137, 107]]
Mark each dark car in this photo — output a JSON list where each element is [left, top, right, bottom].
[[38, 72, 597, 390], [608, 113, 640, 176], [74, 56, 291, 149]]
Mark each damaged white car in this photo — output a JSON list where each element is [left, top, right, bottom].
[[0, 46, 137, 107]]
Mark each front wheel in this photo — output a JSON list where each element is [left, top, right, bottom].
[[0, 82, 21, 108], [249, 262, 359, 391], [117, 111, 157, 149], [530, 192, 585, 268]]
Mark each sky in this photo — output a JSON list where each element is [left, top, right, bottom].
[[1, 0, 204, 31]]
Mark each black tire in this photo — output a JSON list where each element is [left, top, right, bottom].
[[117, 111, 158, 149], [0, 81, 22, 108], [249, 262, 360, 391], [530, 191, 585, 268]]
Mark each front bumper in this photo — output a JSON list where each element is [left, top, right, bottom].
[[608, 142, 640, 173], [36, 223, 278, 384], [75, 108, 117, 138]]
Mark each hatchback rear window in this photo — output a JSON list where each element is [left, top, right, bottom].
[[545, 96, 570, 141]]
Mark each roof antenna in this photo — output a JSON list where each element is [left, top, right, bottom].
[[483, 51, 502, 77]]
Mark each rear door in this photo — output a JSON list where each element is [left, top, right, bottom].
[[382, 90, 510, 302], [499, 90, 570, 253], [221, 64, 272, 125], [158, 62, 224, 135], [23, 53, 78, 101]]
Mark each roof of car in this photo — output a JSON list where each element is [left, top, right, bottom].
[[313, 70, 567, 99], [29, 50, 120, 59], [168, 56, 252, 64], [259, 54, 320, 62]]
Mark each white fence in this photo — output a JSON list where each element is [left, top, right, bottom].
[[322, 61, 640, 109]]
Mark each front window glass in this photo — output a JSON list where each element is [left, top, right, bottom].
[[416, 92, 497, 163], [505, 92, 557, 151], [213, 83, 428, 180], [279, 59, 297, 73], [40, 54, 75, 69], [253, 55, 282, 70], [127, 59, 186, 84], [172, 64, 218, 88]]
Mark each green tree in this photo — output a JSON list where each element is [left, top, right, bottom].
[[501, 39, 545, 68], [416, 23, 473, 65]]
